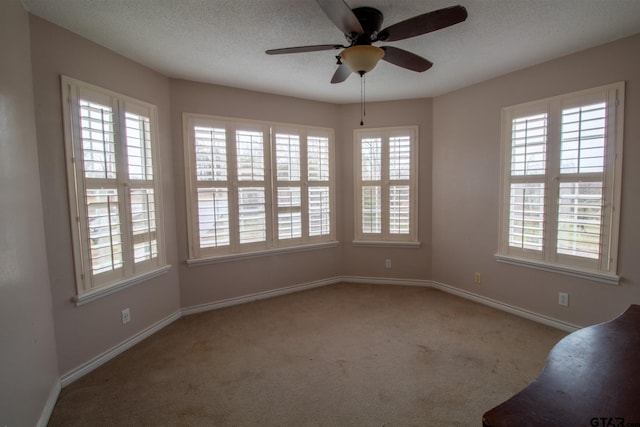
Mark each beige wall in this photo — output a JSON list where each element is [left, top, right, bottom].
[[29, 15, 181, 375], [0, 1, 59, 425], [169, 79, 344, 308], [432, 33, 640, 327], [170, 81, 434, 307]]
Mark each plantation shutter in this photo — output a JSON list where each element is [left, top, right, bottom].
[[77, 90, 124, 282], [307, 133, 332, 237], [235, 125, 270, 248], [498, 82, 624, 281], [507, 112, 547, 254], [355, 127, 418, 243], [388, 134, 411, 235], [184, 114, 335, 260], [63, 76, 166, 296], [556, 101, 607, 261], [192, 121, 231, 253], [275, 132, 302, 241], [361, 137, 383, 234], [125, 104, 159, 268]]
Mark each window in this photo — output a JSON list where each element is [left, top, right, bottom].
[[354, 126, 419, 244], [497, 82, 624, 284], [61, 77, 167, 303], [183, 114, 335, 261]]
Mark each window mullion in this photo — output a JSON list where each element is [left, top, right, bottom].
[[227, 123, 240, 253], [599, 88, 622, 271], [115, 99, 134, 276], [262, 125, 273, 248], [300, 132, 309, 243], [381, 134, 390, 239], [545, 103, 561, 263]]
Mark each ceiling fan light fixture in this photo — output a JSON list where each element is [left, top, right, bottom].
[[340, 45, 385, 74]]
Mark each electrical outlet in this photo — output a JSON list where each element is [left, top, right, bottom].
[[121, 308, 131, 324], [385, 259, 392, 269], [558, 292, 569, 307], [474, 272, 481, 283]]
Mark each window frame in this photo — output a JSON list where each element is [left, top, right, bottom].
[[353, 126, 419, 245], [496, 82, 624, 285], [183, 113, 336, 262], [61, 76, 168, 305]]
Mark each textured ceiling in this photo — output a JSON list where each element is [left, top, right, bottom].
[[22, 0, 640, 104]]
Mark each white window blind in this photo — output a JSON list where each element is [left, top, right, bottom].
[[184, 114, 335, 260], [275, 133, 302, 240], [236, 129, 268, 245], [307, 136, 331, 237], [354, 126, 418, 243], [498, 82, 624, 283], [62, 76, 166, 299]]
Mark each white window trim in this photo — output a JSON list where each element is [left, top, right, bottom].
[[186, 241, 339, 266], [352, 240, 421, 248], [353, 126, 419, 244], [183, 113, 336, 261], [496, 82, 624, 283], [61, 76, 168, 302], [495, 255, 619, 285], [72, 265, 172, 306]]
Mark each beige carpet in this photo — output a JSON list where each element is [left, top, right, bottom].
[[48, 283, 566, 426]]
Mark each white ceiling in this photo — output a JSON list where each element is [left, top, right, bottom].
[[22, 0, 640, 104]]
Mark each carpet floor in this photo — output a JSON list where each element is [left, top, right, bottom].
[[48, 283, 566, 426]]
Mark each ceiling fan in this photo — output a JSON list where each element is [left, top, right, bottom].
[[265, 0, 468, 83]]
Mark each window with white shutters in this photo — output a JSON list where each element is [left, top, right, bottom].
[[184, 114, 335, 261], [497, 82, 624, 284], [354, 126, 418, 244], [62, 77, 167, 302]]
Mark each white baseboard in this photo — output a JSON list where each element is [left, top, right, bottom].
[[182, 276, 343, 316], [57, 275, 579, 392], [428, 280, 580, 332], [340, 275, 431, 287], [43, 274, 580, 427], [181, 275, 580, 332], [36, 380, 61, 427], [59, 310, 182, 387], [338, 275, 580, 332]]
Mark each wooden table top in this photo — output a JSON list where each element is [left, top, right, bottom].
[[482, 305, 640, 427]]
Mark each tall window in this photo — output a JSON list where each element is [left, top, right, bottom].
[[497, 82, 624, 283], [184, 114, 335, 260], [354, 126, 418, 244], [62, 77, 167, 302]]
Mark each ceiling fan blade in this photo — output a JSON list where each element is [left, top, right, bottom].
[[266, 44, 345, 55], [331, 63, 351, 83], [381, 46, 433, 72], [378, 5, 468, 42], [316, 0, 364, 36]]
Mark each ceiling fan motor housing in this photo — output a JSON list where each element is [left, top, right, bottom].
[[350, 7, 384, 44]]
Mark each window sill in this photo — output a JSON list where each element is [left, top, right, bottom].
[[73, 265, 172, 306], [352, 240, 421, 248], [495, 254, 620, 285], [187, 241, 340, 267]]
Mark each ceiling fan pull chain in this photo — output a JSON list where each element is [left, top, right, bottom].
[[360, 72, 366, 126], [363, 73, 366, 122]]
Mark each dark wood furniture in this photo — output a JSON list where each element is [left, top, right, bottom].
[[482, 304, 640, 427]]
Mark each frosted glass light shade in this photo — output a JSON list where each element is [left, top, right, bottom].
[[340, 45, 385, 74]]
